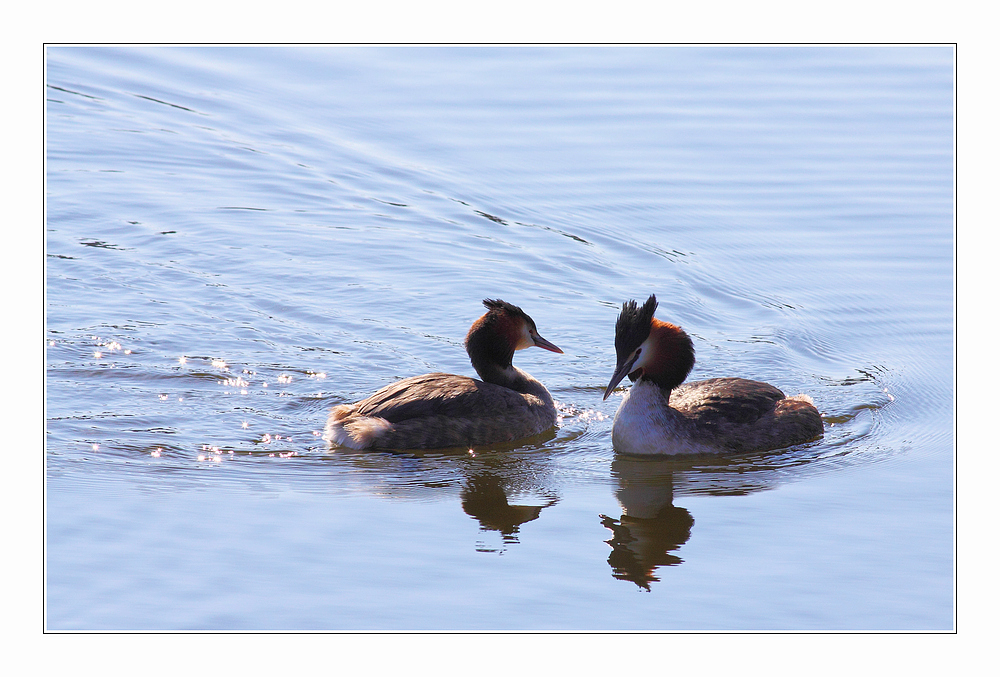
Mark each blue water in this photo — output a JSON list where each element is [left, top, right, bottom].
[[45, 45, 953, 631]]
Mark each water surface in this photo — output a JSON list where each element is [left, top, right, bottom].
[[45, 45, 953, 631]]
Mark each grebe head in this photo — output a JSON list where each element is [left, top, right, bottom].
[[603, 294, 694, 400], [465, 299, 562, 381]]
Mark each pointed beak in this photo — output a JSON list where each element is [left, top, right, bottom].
[[603, 353, 639, 400], [532, 333, 563, 354]]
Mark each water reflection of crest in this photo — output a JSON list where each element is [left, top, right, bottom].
[[462, 471, 558, 553], [603, 440, 833, 590], [602, 457, 694, 590], [321, 438, 560, 554]]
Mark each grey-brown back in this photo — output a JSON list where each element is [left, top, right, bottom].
[[336, 372, 557, 450], [669, 377, 823, 452]]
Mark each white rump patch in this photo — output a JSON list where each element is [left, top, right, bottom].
[[324, 408, 392, 450]]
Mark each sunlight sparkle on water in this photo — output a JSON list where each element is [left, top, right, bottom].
[[220, 376, 249, 388], [556, 404, 609, 425], [178, 356, 187, 365], [197, 444, 224, 463]]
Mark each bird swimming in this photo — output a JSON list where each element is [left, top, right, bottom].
[[325, 299, 563, 450], [603, 295, 823, 455]]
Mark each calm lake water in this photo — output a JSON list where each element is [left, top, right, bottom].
[[45, 45, 954, 631]]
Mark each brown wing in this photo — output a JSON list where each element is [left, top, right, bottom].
[[669, 377, 784, 425], [353, 372, 534, 424]]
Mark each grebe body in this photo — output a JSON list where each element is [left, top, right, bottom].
[[326, 299, 562, 450], [604, 295, 823, 455]]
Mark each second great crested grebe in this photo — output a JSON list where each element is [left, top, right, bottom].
[[603, 295, 823, 455], [325, 299, 563, 450]]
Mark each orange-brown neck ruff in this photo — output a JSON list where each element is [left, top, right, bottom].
[[638, 319, 695, 392]]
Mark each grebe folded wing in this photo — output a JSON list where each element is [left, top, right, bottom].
[[330, 373, 555, 450], [352, 372, 543, 423], [669, 378, 784, 425]]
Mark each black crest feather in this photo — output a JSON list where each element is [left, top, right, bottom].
[[482, 298, 535, 329], [615, 294, 658, 356]]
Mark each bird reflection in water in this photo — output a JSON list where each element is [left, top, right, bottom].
[[461, 471, 557, 553], [600, 457, 694, 591]]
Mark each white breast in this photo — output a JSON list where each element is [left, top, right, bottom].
[[611, 381, 721, 456]]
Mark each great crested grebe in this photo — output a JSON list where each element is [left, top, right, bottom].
[[603, 295, 823, 455], [325, 299, 563, 450]]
